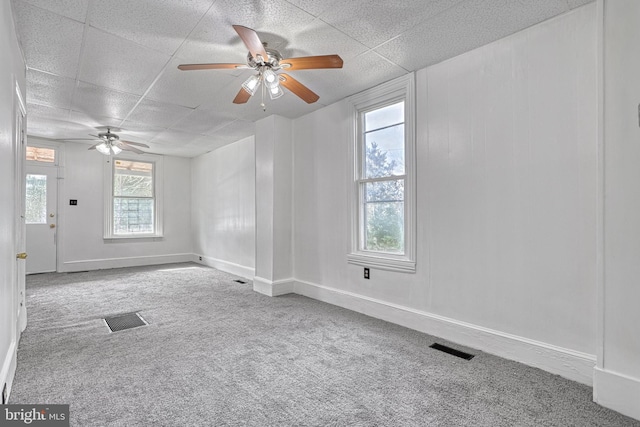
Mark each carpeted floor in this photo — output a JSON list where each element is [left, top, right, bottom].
[[10, 263, 640, 426]]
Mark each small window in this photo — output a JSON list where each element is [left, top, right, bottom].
[[25, 174, 47, 224], [26, 146, 55, 163], [348, 74, 416, 273], [104, 155, 163, 239]]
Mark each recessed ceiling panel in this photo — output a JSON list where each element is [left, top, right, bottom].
[[88, 0, 214, 55], [126, 98, 194, 129], [375, 0, 571, 71], [12, 1, 84, 78], [71, 82, 140, 122], [147, 58, 238, 108], [19, 0, 88, 22], [79, 28, 171, 95], [26, 69, 76, 109], [319, 0, 464, 49]]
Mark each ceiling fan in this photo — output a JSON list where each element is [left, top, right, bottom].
[[178, 25, 343, 109], [61, 127, 150, 155]]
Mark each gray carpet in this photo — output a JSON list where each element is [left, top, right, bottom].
[[10, 263, 639, 426]]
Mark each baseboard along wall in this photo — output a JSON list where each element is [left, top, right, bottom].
[[594, 367, 640, 421], [62, 253, 193, 272]]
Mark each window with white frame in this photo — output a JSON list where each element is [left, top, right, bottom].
[[104, 155, 163, 239], [348, 74, 416, 272]]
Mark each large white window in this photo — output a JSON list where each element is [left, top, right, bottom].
[[104, 154, 163, 239], [348, 74, 416, 272]]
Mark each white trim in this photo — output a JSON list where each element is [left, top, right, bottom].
[[0, 341, 17, 404], [347, 73, 416, 273], [594, 367, 640, 421], [253, 276, 295, 297], [294, 278, 595, 386], [595, 0, 605, 371], [61, 253, 192, 272], [194, 255, 255, 280]]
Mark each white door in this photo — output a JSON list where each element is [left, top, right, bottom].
[[15, 94, 27, 333], [25, 164, 58, 274]]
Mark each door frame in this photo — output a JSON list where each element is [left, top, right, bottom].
[[26, 138, 65, 273], [14, 82, 26, 335]]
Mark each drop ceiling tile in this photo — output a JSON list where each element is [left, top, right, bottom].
[[170, 108, 237, 135], [284, 0, 343, 17], [375, 0, 570, 71], [126, 98, 194, 129], [71, 82, 140, 121], [88, 0, 214, 55], [18, 0, 89, 22], [67, 110, 122, 132], [146, 57, 238, 108], [26, 69, 76, 109], [210, 119, 255, 143], [118, 121, 166, 142], [79, 28, 171, 95], [319, 0, 464, 49], [151, 129, 203, 145], [278, 18, 368, 60], [27, 103, 70, 122], [12, 1, 84, 78]]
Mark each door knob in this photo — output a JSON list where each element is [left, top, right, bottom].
[[16, 253, 27, 259], [50, 224, 56, 229], [49, 213, 55, 217]]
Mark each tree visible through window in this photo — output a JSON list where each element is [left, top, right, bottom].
[[113, 160, 154, 234], [361, 101, 405, 253]]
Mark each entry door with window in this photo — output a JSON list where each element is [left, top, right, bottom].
[[25, 152, 58, 274]]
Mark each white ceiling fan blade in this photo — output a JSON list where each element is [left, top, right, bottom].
[[117, 142, 145, 154], [120, 139, 150, 148]]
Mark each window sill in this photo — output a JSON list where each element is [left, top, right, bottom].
[[104, 234, 164, 242], [347, 253, 416, 273]]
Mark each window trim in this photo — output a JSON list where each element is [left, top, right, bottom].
[[347, 73, 416, 273], [103, 153, 164, 240]]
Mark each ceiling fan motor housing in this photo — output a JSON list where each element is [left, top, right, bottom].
[[247, 47, 282, 70]]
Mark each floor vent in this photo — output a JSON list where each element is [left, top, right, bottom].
[[429, 343, 475, 360], [68, 271, 89, 274], [234, 279, 247, 284], [104, 312, 148, 333]]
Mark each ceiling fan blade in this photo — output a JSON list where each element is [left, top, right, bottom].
[[88, 143, 100, 150], [279, 73, 320, 104], [178, 63, 246, 71], [56, 138, 98, 141], [280, 55, 343, 70], [117, 142, 145, 154], [120, 139, 150, 148], [233, 87, 251, 104], [232, 25, 268, 61]]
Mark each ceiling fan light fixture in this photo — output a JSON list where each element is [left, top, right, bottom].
[[262, 68, 278, 89], [111, 144, 123, 155], [95, 142, 111, 155], [269, 84, 284, 100], [242, 74, 261, 96]]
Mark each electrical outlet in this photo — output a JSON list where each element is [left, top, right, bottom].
[[364, 267, 370, 279], [199, 256, 202, 261]]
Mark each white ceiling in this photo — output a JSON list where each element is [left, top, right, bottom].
[[11, 0, 593, 157]]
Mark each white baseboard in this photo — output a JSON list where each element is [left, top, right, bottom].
[[253, 276, 295, 297], [62, 253, 193, 272], [194, 255, 255, 279], [594, 367, 640, 421], [0, 340, 17, 404], [294, 279, 595, 386]]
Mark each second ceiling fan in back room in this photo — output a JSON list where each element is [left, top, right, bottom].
[[178, 25, 343, 110]]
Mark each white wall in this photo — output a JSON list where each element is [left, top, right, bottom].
[[594, 0, 640, 420], [0, 0, 25, 401], [60, 141, 192, 271], [293, 4, 598, 385], [191, 136, 255, 278]]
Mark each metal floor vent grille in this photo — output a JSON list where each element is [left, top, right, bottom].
[[430, 343, 475, 360], [104, 312, 147, 333]]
